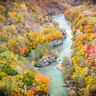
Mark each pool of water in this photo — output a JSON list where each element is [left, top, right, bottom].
[[39, 14, 72, 96]]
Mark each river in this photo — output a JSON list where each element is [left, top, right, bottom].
[[39, 14, 73, 96]]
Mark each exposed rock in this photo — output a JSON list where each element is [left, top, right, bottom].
[[57, 64, 64, 72], [35, 55, 56, 67], [51, 39, 63, 47]]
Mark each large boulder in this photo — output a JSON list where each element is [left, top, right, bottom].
[[51, 39, 63, 47], [35, 55, 56, 67]]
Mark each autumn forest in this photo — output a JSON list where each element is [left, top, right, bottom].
[[0, 0, 96, 96]]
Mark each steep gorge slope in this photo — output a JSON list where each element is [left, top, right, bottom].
[[63, 4, 96, 96], [0, 0, 64, 96]]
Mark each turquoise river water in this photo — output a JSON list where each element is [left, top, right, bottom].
[[39, 14, 73, 96]]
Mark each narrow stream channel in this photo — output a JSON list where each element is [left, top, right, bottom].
[[39, 14, 72, 96]]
